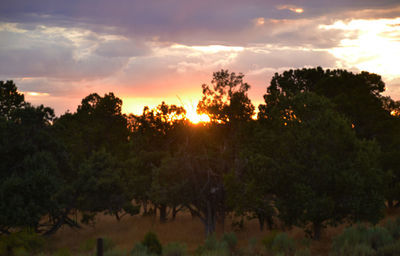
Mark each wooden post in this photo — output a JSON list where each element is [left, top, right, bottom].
[[97, 238, 103, 256]]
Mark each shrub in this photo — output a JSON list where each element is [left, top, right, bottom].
[[221, 232, 237, 252], [376, 240, 400, 256], [384, 217, 400, 240], [195, 234, 229, 256], [104, 248, 129, 256], [0, 230, 45, 255], [261, 230, 279, 251], [295, 248, 311, 256], [79, 238, 96, 253], [331, 224, 395, 256], [13, 247, 29, 256], [131, 243, 152, 256], [103, 237, 117, 252], [142, 232, 162, 255], [163, 242, 188, 256], [53, 248, 72, 256], [270, 233, 295, 256], [246, 237, 259, 255]]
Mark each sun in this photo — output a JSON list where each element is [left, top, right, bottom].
[[185, 105, 210, 124]]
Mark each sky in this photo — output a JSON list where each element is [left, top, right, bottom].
[[1, 0, 400, 117]]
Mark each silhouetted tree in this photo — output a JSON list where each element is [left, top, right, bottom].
[[260, 92, 385, 239], [261, 67, 400, 208], [53, 92, 137, 225], [0, 82, 69, 234], [0, 80, 25, 120], [128, 102, 187, 221]]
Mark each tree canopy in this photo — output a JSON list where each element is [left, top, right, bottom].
[[0, 67, 398, 240]]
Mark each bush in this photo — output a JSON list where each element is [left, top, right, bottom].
[[195, 234, 229, 256], [270, 233, 295, 256], [295, 248, 311, 256], [13, 247, 29, 256], [246, 237, 260, 255], [261, 230, 279, 251], [163, 242, 188, 256], [377, 240, 400, 256], [103, 237, 117, 252], [53, 248, 72, 256], [131, 243, 152, 256], [142, 232, 162, 255], [0, 230, 45, 255], [79, 238, 96, 253], [104, 248, 129, 256], [384, 217, 400, 240], [221, 232, 237, 252], [331, 224, 396, 256]]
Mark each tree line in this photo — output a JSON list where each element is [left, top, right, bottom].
[[1, 67, 400, 240]]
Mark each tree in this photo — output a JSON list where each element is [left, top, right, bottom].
[[260, 92, 385, 239], [0, 87, 69, 235], [76, 149, 139, 220], [198, 70, 254, 124], [177, 70, 256, 235], [261, 67, 400, 208], [127, 102, 187, 221], [53, 92, 137, 225], [0, 80, 25, 120]]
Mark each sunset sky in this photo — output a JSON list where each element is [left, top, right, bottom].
[[1, 0, 400, 116]]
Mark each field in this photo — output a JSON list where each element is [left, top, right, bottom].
[[44, 208, 400, 255]]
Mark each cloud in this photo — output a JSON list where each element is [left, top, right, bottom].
[[1, 0, 400, 115], [276, 5, 304, 14], [1, 1, 399, 45], [0, 23, 150, 80]]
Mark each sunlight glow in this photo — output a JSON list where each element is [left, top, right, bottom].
[[122, 96, 211, 124], [277, 5, 304, 14], [185, 106, 210, 124], [320, 18, 400, 80], [256, 17, 265, 26], [23, 91, 50, 97], [171, 44, 244, 54]]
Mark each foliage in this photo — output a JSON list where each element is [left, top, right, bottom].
[[103, 237, 117, 252], [295, 248, 311, 256], [0, 80, 25, 120], [221, 232, 237, 252], [142, 232, 162, 255], [79, 238, 96, 253], [331, 224, 400, 256], [163, 242, 188, 256], [197, 70, 254, 124], [0, 229, 45, 255], [53, 248, 72, 256], [104, 248, 129, 256], [131, 243, 154, 256], [195, 233, 229, 256], [0, 87, 68, 235], [0, 66, 398, 244], [259, 92, 385, 239], [263, 232, 295, 256], [260, 67, 400, 207]]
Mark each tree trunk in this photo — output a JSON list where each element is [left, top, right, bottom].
[[205, 200, 216, 236], [257, 213, 265, 231], [313, 222, 322, 240], [172, 206, 178, 220], [266, 215, 274, 230], [159, 204, 167, 223], [143, 201, 148, 215]]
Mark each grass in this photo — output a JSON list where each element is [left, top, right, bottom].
[[43, 207, 400, 255]]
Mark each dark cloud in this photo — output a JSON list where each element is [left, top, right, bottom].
[[1, 0, 399, 45]]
